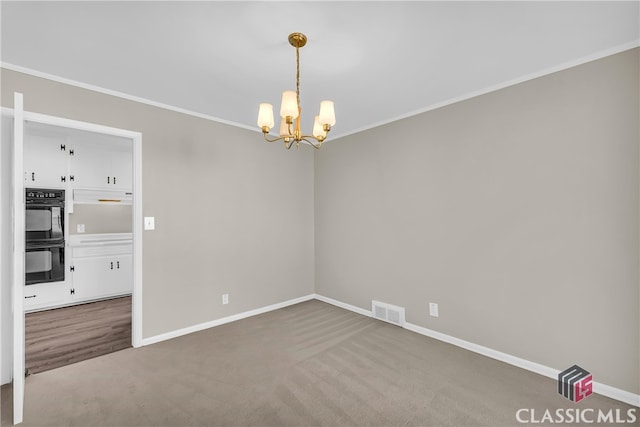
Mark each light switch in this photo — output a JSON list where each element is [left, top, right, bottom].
[[77, 224, 85, 233], [144, 216, 155, 230]]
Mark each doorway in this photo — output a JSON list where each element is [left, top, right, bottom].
[[4, 95, 143, 424]]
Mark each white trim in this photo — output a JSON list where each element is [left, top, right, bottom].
[[0, 62, 258, 135], [22, 110, 141, 140], [328, 41, 640, 142], [131, 131, 143, 348], [403, 321, 559, 379], [403, 322, 640, 408], [313, 293, 372, 317], [593, 382, 640, 409], [10, 107, 144, 367], [4, 41, 639, 143], [12, 92, 25, 425], [140, 294, 315, 347], [0, 106, 3, 387], [314, 294, 640, 408], [16, 109, 144, 349]]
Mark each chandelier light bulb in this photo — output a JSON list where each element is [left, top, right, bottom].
[[313, 115, 326, 139], [257, 103, 274, 129], [318, 100, 336, 126], [280, 91, 299, 119], [279, 118, 291, 137]]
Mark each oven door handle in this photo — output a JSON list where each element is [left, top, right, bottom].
[[25, 201, 65, 207], [26, 241, 65, 250]]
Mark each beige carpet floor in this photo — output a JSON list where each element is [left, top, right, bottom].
[[1, 299, 636, 426]]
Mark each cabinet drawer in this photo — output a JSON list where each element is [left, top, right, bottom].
[[73, 244, 132, 258], [24, 281, 70, 312]]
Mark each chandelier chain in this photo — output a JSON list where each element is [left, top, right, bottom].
[[296, 46, 300, 109]]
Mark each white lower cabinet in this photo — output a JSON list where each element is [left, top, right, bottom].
[[71, 252, 132, 301], [70, 234, 133, 303], [24, 235, 133, 312]]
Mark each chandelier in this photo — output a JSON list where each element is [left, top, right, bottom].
[[257, 32, 336, 149]]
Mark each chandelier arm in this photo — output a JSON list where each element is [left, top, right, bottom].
[[262, 133, 287, 143], [300, 137, 322, 149]]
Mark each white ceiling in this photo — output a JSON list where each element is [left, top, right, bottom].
[[1, 1, 639, 140]]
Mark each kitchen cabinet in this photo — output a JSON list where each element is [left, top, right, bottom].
[[70, 135, 133, 191], [22, 121, 132, 192], [70, 234, 133, 303], [23, 124, 69, 188], [71, 252, 132, 301]]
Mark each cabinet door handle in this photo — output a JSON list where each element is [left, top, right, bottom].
[[31, 172, 35, 181], [70, 175, 75, 182], [117, 261, 120, 269], [61, 176, 66, 182], [60, 144, 66, 151], [25, 295, 37, 299], [113, 176, 117, 185], [70, 289, 75, 295], [107, 176, 110, 184], [110, 261, 114, 270], [69, 149, 74, 156]]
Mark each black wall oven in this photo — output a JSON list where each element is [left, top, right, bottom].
[[25, 188, 65, 285]]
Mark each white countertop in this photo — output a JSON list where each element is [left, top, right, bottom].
[[68, 233, 132, 247]]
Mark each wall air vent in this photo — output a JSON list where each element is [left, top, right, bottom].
[[371, 300, 405, 327]]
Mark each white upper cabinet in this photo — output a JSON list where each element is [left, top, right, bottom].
[[23, 123, 69, 188], [109, 141, 133, 190], [69, 138, 110, 189], [69, 136, 133, 190], [23, 121, 133, 192], [70, 136, 132, 190]]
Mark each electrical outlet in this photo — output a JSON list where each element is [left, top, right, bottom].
[[429, 302, 439, 317], [222, 293, 229, 305], [77, 224, 85, 233]]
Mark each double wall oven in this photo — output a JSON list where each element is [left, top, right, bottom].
[[25, 188, 65, 285]]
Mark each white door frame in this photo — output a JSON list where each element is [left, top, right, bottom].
[[12, 92, 26, 425], [11, 94, 143, 423]]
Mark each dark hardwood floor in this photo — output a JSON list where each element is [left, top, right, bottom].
[[25, 296, 132, 374]]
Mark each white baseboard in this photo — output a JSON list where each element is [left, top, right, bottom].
[[141, 294, 315, 346], [402, 321, 559, 378], [140, 292, 639, 408], [315, 294, 640, 408], [592, 382, 640, 409], [313, 294, 373, 317]]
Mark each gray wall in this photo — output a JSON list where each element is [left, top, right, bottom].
[[315, 48, 639, 394], [1, 48, 638, 396], [1, 69, 315, 340]]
